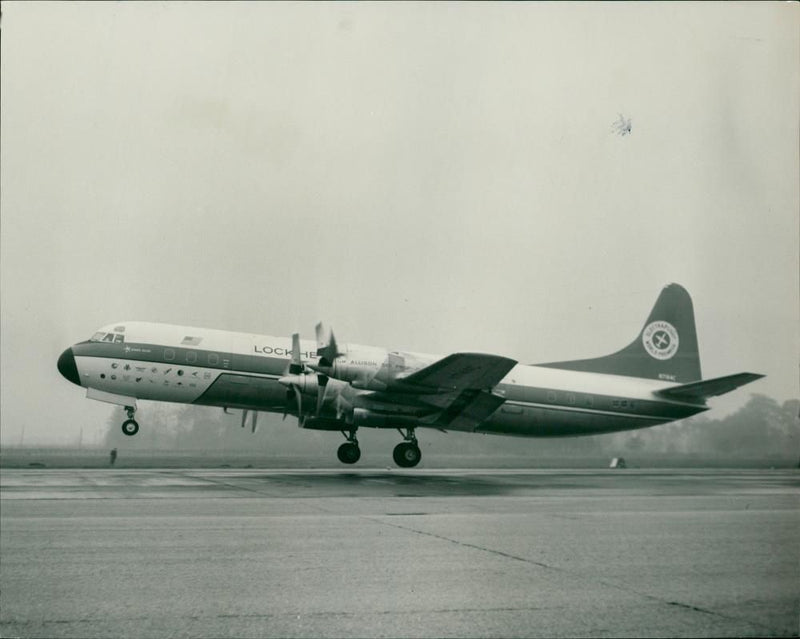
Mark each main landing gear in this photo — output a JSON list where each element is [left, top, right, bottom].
[[121, 406, 139, 436], [392, 428, 422, 468], [333, 427, 422, 468], [337, 431, 361, 464]]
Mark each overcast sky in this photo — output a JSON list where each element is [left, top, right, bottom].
[[2, 2, 798, 446]]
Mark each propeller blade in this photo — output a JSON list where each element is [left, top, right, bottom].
[[282, 382, 305, 422], [315, 322, 340, 367], [251, 411, 258, 434], [315, 322, 325, 349], [294, 385, 303, 416], [335, 391, 353, 421], [316, 374, 329, 415], [241, 410, 248, 428], [289, 333, 303, 374]]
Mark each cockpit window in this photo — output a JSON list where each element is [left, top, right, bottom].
[[90, 332, 125, 343]]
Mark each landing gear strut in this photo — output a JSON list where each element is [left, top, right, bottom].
[[393, 428, 421, 468], [337, 430, 361, 464], [121, 406, 139, 436]]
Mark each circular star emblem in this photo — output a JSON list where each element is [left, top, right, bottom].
[[642, 321, 679, 360]]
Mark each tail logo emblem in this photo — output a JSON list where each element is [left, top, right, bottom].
[[642, 321, 679, 360]]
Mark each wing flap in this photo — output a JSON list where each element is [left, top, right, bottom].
[[655, 372, 764, 401], [438, 390, 507, 431]]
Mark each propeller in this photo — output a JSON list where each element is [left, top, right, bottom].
[[278, 331, 330, 423], [281, 333, 305, 420], [316, 373, 329, 415]]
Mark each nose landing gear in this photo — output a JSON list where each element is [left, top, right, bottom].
[[121, 406, 139, 436]]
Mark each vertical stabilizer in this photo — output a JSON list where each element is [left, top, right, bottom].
[[537, 284, 702, 383]]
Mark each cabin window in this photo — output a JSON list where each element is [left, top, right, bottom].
[[186, 351, 197, 364], [164, 349, 176, 361], [547, 391, 557, 402], [90, 332, 105, 342], [208, 353, 219, 365]]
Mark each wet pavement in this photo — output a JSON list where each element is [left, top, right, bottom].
[[1, 469, 798, 637]]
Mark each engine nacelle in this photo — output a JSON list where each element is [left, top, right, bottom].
[[278, 374, 319, 396], [312, 350, 437, 391], [300, 417, 345, 431], [310, 345, 386, 387], [351, 408, 421, 429]]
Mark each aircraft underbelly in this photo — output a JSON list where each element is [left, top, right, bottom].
[[479, 405, 672, 437], [193, 374, 287, 410]]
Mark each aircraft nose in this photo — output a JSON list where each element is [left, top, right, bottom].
[[57, 347, 81, 386]]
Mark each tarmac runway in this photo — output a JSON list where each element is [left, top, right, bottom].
[[1, 468, 798, 638]]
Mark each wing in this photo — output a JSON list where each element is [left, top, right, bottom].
[[371, 353, 517, 431], [398, 352, 517, 391]]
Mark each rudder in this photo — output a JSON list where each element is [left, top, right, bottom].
[[537, 283, 702, 383]]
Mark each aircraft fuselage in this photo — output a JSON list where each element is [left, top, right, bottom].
[[59, 321, 706, 439]]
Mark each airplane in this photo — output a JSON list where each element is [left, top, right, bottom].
[[57, 283, 763, 467]]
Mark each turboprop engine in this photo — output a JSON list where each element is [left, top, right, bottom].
[[306, 323, 387, 388], [280, 323, 439, 427], [276, 330, 357, 424], [278, 373, 356, 421], [310, 323, 435, 391]]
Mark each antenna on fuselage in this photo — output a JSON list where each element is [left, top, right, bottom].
[[239, 409, 259, 433]]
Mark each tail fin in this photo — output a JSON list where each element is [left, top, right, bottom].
[[537, 283, 702, 383]]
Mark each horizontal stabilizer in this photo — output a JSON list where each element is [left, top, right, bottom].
[[656, 372, 764, 402], [400, 353, 517, 391]]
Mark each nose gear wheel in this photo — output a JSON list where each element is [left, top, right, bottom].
[[121, 406, 139, 436]]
